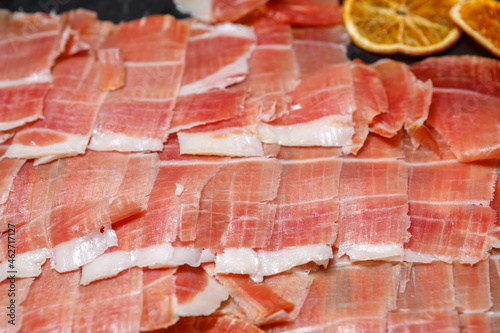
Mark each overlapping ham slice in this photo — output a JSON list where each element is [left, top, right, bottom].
[[488, 253, 500, 331], [387, 262, 459, 332], [370, 60, 435, 151], [453, 260, 491, 313], [89, 15, 190, 152], [268, 261, 398, 332], [405, 136, 496, 264], [178, 16, 297, 156], [174, 0, 268, 23], [336, 133, 410, 261], [0, 146, 25, 220], [258, 63, 356, 147], [262, 0, 342, 26], [0, 277, 33, 331], [0, 11, 62, 132], [0, 151, 159, 281], [5, 55, 105, 163], [81, 138, 225, 285], [412, 56, 500, 162]]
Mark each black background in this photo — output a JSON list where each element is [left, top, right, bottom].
[[0, 0, 496, 64]]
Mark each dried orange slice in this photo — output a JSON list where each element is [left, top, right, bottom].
[[450, 0, 500, 58], [343, 0, 462, 55]]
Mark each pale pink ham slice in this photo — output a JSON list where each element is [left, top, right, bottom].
[[175, 265, 229, 316], [258, 63, 356, 147], [141, 268, 178, 331], [370, 60, 435, 151], [453, 260, 491, 313], [174, 0, 268, 23], [0, 11, 62, 131], [73, 268, 143, 333], [489, 253, 500, 331], [0, 151, 159, 280], [80, 140, 225, 285], [387, 311, 460, 333], [5, 55, 106, 163], [262, 0, 342, 26], [492, 167, 500, 245], [19, 265, 79, 333], [89, 15, 190, 152], [166, 315, 264, 333], [98, 48, 124, 91], [459, 313, 492, 333], [0, 149, 25, 209], [0, 277, 33, 331], [268, 261, 398, 332]]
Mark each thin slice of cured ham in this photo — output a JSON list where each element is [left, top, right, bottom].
[[0, 147, 25, 211], [80, 139, 225, 285], [492, 167, 500, 245], [453, 260, 491, 313], [175, 265, 229, 317], [19, 265, 80, 333], [89, 15, 190, 152], [411, 56, 500, 162], [262, 0, 342, 26], [174, 0, 268, 23], [387, 311, 460, 333], [257, 63, 356, 147], [268, 261, 398, 332], [5, 55, 106, 163], [141, 268, 178, 331], [0, 11, 62, 131], [459, 313, 492, 333], [489, 253, 500, 332], [98, 48, 124, 91], [0, 151, 159, 281], [72, 268, 143, 333], [405, 151, 497, 263], [336, 133, 410, 261], [196, 157, 281, 251], [370, 60, 435, 151], [166, 315, 264, 333], [0, 277, 33, 331]]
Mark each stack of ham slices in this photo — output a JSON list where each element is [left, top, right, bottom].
[[1, 1, 500, 332]]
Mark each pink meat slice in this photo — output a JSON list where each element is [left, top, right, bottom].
[[141, 268, 178, 331], [98, 48, 124, 91], [268, 261, 398, 332], [387, 311, 460, 333], [0, 11, 61, 131], [0, 277, 33, 331], [492, 167, 500, 245], [6, 55, 105, 163], [195, 157, 281, 250], [173, 0, 268, 23], [165, 315, 264, 333], [459, 313, 492, 333], [89, 15, 190, 152], [73, 268, 143, 333], [292, 26, 349, 77], [265, 147, 341, 250], [489, 254, 500, 330], [453, 260, 491, 312], [0, 150, 25, 206], [262, 0, 342, 26], [19, 265, 80, 333]]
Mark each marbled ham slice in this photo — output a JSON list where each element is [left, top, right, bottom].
[[453, 260, 491, 313], [0, 151, 159, 280], [196, 157, 281, 251], [6, 55, 105, 163], [387, 311, 460, 333], [0, 278, 33, 331], [258, 63, 356, 147], [262, 0, 342, 26], [268, 261, 398, 332], [80, 139, 225, 284], [174, 0, 268, 23], [336, 133, 410, 261], [0, 11, 61, 131], [89, 15, 190, 152], [73, 268, 143, 333], [141, 268, 178, 331], [175, 265, 229, 316], [19, 265, 79, 333]]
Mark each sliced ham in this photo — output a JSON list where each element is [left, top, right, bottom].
[[492, 167, 500, 245], [453, 260, 491, 313], [6, 55, 105, 163], [97, 48, 124, 91], [0, 277, 33, 331], [174, 0, 268, 23], [89, 15, 190, 152], [166, 315, 264, 333], [262, 0, 342, 26], [257, 63, 356, 147], [73, 268, 143, 333], [19, 265, 79, 332], [268, 261, 398, 332], [141, 268, 178, 331], [387, 311, 460, 333], [0, 11, 61, 131]]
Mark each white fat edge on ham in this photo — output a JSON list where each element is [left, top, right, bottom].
[[178, 129, 264, 157], [177, 275, 229, 317], [88, 132, 165, 152], [215, 245, 333, 282], [179, 22, 256, 96], [0, 249, 48, 281], [80, 244, 214, 285], [257, 115, 355, 147]]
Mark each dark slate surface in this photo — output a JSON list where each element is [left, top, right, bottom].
[[0, 0, 495, 64]]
